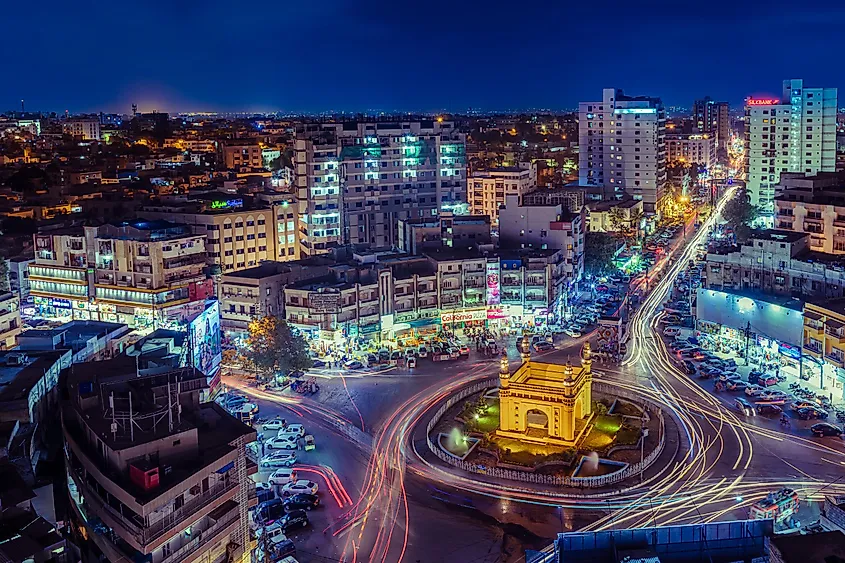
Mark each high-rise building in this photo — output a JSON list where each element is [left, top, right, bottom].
[[665, 132, 716, 169], [693, 97, 730, 154], [744, 79, 838, 215], [579, 88, 667, 213], [468, 166, 535, 226], [62, 118, 101, 141], [294, 120, 466, 256]]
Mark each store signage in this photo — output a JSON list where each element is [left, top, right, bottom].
[[441, 308, 487, 324], [210, 198, 243, 210], [747, 98, 779, 106], [486, 262, 500, 306], [51, 298, 72, 309], [308, 292, 341, 314]]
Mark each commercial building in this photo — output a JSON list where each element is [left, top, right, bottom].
[[28, 220, 210, 329], [17, 319, 131, 363], [665, 132, 716, 169], [219, 259, 331, 332], [579, 88, 667, 212], [702, 229, 845, 300], [397, 213, 491, 255], [139, 195, 295, 270], [62, 118, 101, 141], [293, 119, 466, 256], [774, 172, 845, 253], [0, 292, 21, 349], [221, 141, 263, 170], [744, 79, 838, 214], [498, 195, 585, 294], [802, 299, 845, 399], [0, 349, 71, 426], [692, 96, 730, 152], [468, 166, 535, 226], [62, 361, 257, 563]]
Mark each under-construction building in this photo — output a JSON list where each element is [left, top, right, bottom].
[[294, 119, 467, 256], [61, 357, 257, 563]]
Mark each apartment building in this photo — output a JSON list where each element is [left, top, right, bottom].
[[28, 220, 209, 328], [219, 259, 331, 331], [744, 78, 838, 214], [139, 195, 287, 271], [802, 299, 845, 396], [579, 88, 667, 211], [0, 292, 21, 349], [703, 229, 845, 299], [63, 118, 101, 141], [665, 132, 715, 169], [62, 361, 257, 563], [498, 195, 585, 292], [294, 119, 466, 256], [774, 172, 845, 253], [397, 213, 492, 254], [586, 198, 645, 234], [692, 97, 730, 152], [221, 141, 263, 170], [468, 166, 535, 226]]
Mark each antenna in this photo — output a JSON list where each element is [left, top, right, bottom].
[[20, 99, 24, 113], [132, 104, 137, 117]]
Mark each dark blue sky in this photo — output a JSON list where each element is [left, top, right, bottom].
[[3, 0, 842, 114]]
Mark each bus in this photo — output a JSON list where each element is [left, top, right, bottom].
[[749, 488, 799, 522]]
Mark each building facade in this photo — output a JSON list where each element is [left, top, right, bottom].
[[222, 141, 263, 170], [579, 88, 667, 211], [744, 79, 838, 214], [693, 97, 730, 153], [0, 292, 21, 349], [397, 213, 491, 255], [28, 221, 209, 328], [63, 119, 101, 141], [665, 133, 715, 169], [294, 120, 466, 256], [774, 172, 845, 254], [468, 166, 535, 226]]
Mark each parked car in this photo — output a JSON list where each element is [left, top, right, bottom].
[[279, 424, 306, 437], [283, 493, 320, 511], [756, 404, 783, 416], [759, 375, 779, 387], [281, 480, 319, 497], [344, 360, 363, 370], [268, 468, 297, 486], [263, 418, 289, 431], [792, 400, 820, 411], [563, 328, 582, 338], [254, 498, 286, 526], [534, 341, 554, 352], [277, 509, 309, 532], [260, 451, 297, 468], [663, 326, 682, 337], [265, 435, 298, 450], [811, 423, 843, 437], [797, 407, 828, 420], [744, 385, 764, 397]]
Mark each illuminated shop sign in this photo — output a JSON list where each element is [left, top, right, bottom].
[[210, 198, 243, 210], [747, 98, 779, 106]]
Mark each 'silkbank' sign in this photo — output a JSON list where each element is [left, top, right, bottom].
[[747, 98, 779, 106]]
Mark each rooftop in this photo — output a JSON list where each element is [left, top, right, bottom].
[[700, 286, 804, 312], [748, 229, 809, 244], [222, 261, 293, 280], [770, 530, 845, 563], [0, 350, 68, 404], [18, 320, 129, 355], [423, 247, 559, 262]]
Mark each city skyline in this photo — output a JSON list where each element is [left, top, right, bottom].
[[3, 0, 845, 113]]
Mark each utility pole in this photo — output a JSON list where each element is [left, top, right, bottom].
[[744, 320, 751, 363]]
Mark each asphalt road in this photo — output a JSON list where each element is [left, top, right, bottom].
[[225, 192, 845, 563]]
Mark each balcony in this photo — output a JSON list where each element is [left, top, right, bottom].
[[417, 285, 435, 294], [502, 277, 521, 287], [161, 501, 240, 563], [440, 285, 461, 292], [825, 353, 845, 368], [526, 277, 546, 287]]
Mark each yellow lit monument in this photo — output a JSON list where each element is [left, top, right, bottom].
[[497, 340, 594, 446]]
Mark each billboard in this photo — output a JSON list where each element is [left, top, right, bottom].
[[190, 299, 222, 377], [308, 292, 341, 314], [486, 262, 500, 306]]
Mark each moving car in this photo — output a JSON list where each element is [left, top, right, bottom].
[[281, 480, 319, 497], [459, 345, 471, 357], [811, 423, 843, 437], [534, 341, 554, 352], [735, 397, 755, 416], [792, 400, 819, 411], [417, 346, 428, 358], [756, 404, 783, 416], [283, 493, 320, 511], [681, 360, 696, 375], [268, 468, 297, 486], [563, 328, 582, 338], [344, 360, 363, 370]]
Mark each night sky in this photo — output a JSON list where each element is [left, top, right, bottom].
[[3, 0, 842, 114]]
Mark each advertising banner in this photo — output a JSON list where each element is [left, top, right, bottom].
[[190, 300, 222, 376], [486, 262, 501, 306], [441, 308, 487, 324], [308, 292, 341, 314]]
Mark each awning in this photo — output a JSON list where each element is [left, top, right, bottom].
[[216, 461, 234, 474]]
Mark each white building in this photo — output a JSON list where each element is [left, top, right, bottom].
[[62, 119, 101, 141], [579, 88, 667, 212], [744, 78, 838, 215], [665, 133, 716, 169], [293, 120, 466, 256], [468, 166, 535, 227]]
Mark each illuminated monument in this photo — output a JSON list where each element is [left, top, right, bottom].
[[497, 341, 593, 445]]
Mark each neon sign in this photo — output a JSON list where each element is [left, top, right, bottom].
[[210, 198, 243, 209], [747, 98, 779, 106]]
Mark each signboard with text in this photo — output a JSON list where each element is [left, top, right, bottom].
[[441, 308, 487, 324], [308, 292, 341, 314]]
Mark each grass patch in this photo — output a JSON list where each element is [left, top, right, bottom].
[[615, 424, 641, 445], [581, 427, 616, 451], [593, 414, 623, 433], [466, 402, 500, 433]]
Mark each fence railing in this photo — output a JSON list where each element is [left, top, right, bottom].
[[424, 378, 667, 489]]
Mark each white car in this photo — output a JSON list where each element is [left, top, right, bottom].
[[745, 385, 764, 397], [260, 451, 297, 467], [255, 481, 273, 492], [417, 346, 428, 358], [268, 468, 297, 486], [255, 521, 287, 543], [281, 479, 319, 497], [278, 424, 305, 437], [563, 327, 582, 338], [262, 419, 287, 431], [662, 326, 682, 337], [265, 435, 298, 450]]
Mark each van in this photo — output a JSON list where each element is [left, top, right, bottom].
[[253, 498, 286, 527], [278, 424, 305, 437]]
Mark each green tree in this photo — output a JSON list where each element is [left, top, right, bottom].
[[0, 259, 9, 293], [584, 232, 622, 277], [722, 188, 759, 243], [243, 315, 312, 378]]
